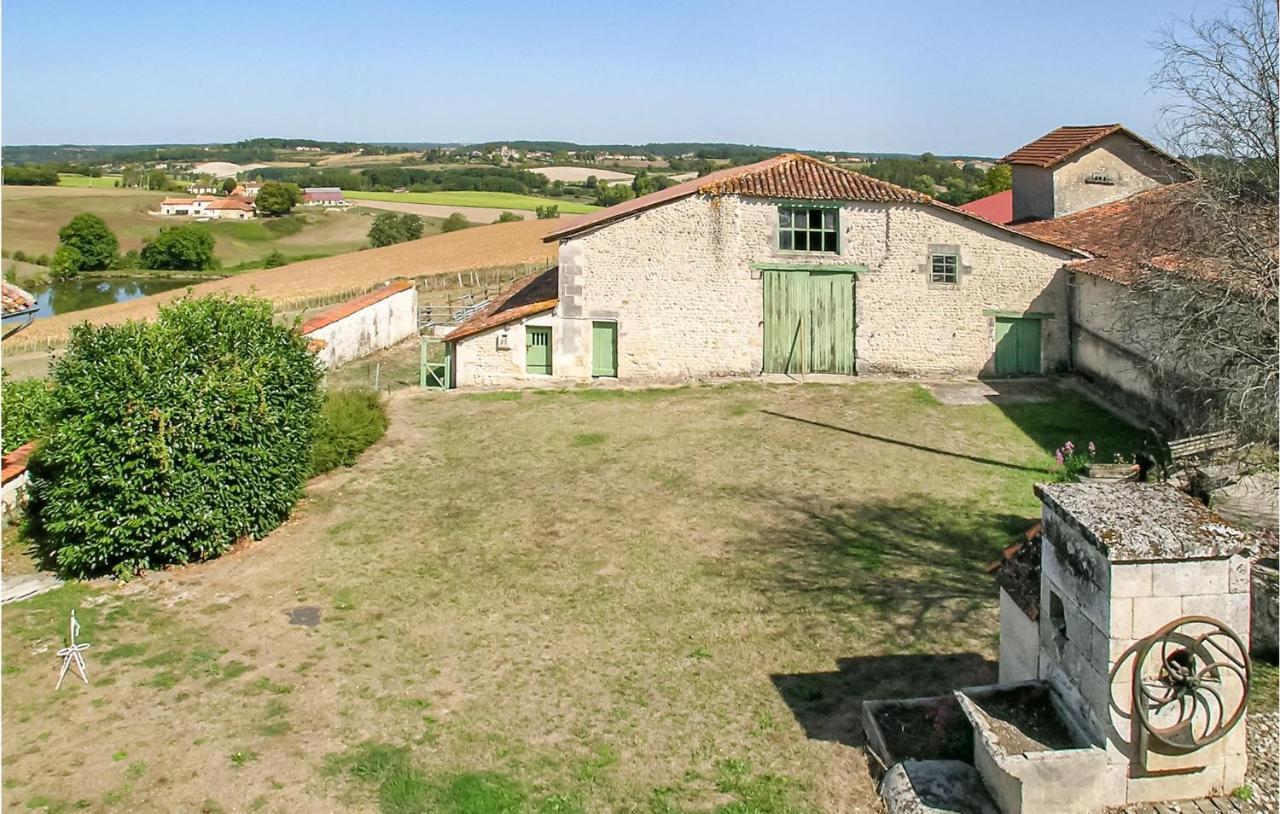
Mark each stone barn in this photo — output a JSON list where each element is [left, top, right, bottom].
[[444, 153, 1085, 386]]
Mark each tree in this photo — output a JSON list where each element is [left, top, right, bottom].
[[57, 213, 118, 271], [24, 295, 322, 577], [140, 226, 217, 270], [535, 205, 559, 219], [368, 212, 426, 247], [980, 164, 1012, 196], [256, 181, 303, 216], [221, 177, 238, 195], [1116, 0, 1278, 443], [495, 211, 522, 224], [441, 213, 471, 233], [49, 245, 83, 281]]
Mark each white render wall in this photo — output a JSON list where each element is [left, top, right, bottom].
[[305, 287, 418, 370], [521, 194, 1076, 384]]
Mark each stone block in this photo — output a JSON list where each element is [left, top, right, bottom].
[[1181, 592, 1249, 631], [1228, 555, 1251, 593], [1126, 763, 1226, 803], [1131, 596, 1182, 640], [1110, 597, 1133, 639], [1111, 563, 1153, 598], [1151, 558, 1229, 597]]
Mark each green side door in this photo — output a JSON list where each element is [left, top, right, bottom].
[[526, 326, 552, 375], [993, 317, 1041, 375], [807, 272, 856, 374], [763, 271, 809, 374], [591, 321, 617, 377]]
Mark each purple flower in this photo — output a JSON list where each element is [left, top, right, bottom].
[[1064, 441, 1075, 454], [1088, 442, 1097, 456], [1055, 450, 1065, 466]]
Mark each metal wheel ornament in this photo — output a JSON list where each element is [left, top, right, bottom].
[[1131, 615, 1251, 756]]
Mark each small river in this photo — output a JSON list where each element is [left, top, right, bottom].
[[23, 277, 194, 319]]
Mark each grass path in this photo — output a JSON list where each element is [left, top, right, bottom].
[[0, 383, 1149, 812]]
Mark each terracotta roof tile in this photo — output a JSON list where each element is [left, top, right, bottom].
[[301, 279, 414, 334], [1009, 182, 1264, 289], [1, 441, 37, 485], [445, 267, 558, 342], [1000, 124, 1189, 172], [1, 282, 37, 317], [206, 196, 254, 210]]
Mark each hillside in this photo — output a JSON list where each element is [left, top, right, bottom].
[[7, 217, 564, 349]]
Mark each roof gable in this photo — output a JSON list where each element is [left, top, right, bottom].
[[1001, 124, 1186, 171], [445, 266, 559, 342], [543, 154, 925, 242]]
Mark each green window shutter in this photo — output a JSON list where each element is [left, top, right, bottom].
[[526, 326, 552, 375]]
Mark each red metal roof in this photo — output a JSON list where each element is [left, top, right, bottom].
[[957, 190, 1013, 225], [445, 267, 558, 342]]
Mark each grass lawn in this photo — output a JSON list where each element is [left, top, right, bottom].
[[346, 190, 600, 214], [56, 173, 124, 188], [0, 382, 1152, 813]]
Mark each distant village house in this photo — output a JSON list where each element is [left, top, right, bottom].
[[302, 187, 347, 206]]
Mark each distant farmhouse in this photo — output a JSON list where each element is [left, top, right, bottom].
[[303, 187, 347, 207], [233, 181, 263, 199], [444, 123, 1197, 430], [159, 194, 255, 219]]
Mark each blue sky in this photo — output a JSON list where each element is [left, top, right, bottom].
[[1, 0, 1234, 155]]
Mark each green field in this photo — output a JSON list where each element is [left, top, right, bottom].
[[345, 189, 600, 214], [57, 173, 124, 188]]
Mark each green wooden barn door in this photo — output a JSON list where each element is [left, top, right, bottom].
[[763, 271, 808, 374], [807, 272, 856, 374], [591, 322, 617, 377], [526, 326, 552, 375], [994, 318, 1041, 375]]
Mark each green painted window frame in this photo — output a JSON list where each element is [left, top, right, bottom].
[[778, 206, 839, 254], [930, 253, 959, 284]]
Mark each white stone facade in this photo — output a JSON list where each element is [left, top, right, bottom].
[[304, 285, 418, 370], [452, 194, 1077, 386]]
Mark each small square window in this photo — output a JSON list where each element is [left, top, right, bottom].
[[930, 254, 958, 284], [778, 206, 838, 254]]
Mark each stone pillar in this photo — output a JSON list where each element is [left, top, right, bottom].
[[1035, 482, 1253, 806]]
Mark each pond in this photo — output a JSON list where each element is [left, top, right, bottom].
[[23, 277, 194, 319]]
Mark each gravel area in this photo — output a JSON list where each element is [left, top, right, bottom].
[[1245, 710, 1278, 812]]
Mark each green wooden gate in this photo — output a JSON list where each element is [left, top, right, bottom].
[[763, 270, 856, 375], [591, 321, 617, 377], [994, 317, 1041, 375], [526, 326, 552, 375]]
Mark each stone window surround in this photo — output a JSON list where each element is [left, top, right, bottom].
[[919, 243, 971, 289]]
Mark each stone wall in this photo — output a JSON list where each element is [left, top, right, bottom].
[[303, 282, 418, 370], [450, 310, 560, 387], [540, 194, 1077, 382], [1012, 133, 1187, 222], [1037, 494, 1251, 806], [998, 588, 1040, 683]]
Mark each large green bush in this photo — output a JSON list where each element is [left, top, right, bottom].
[[1, 376, 56, 453], [310, 388, 389, 476], [58, 213, 119, 271], [25, 295, 322, 578], [140, 225, 216, 270]]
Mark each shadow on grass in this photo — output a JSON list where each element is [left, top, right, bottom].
[[994, 397, 1162, 464], [760, 410, 1045, 473], [770, 653, 995, 748], [734, 493, 1033, 638]]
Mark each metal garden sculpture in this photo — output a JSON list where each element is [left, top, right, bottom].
[[1131, 615, 1250, 757]]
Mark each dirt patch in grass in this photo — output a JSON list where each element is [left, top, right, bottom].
[[1, 382, 1147, 811]]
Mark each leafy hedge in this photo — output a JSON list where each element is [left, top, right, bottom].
[[1, 376, 56, 453], [310, 388, 389, 476], [25, 295, 322, 578]]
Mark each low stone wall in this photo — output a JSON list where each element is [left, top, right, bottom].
[[303, 280, 418, 370]]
